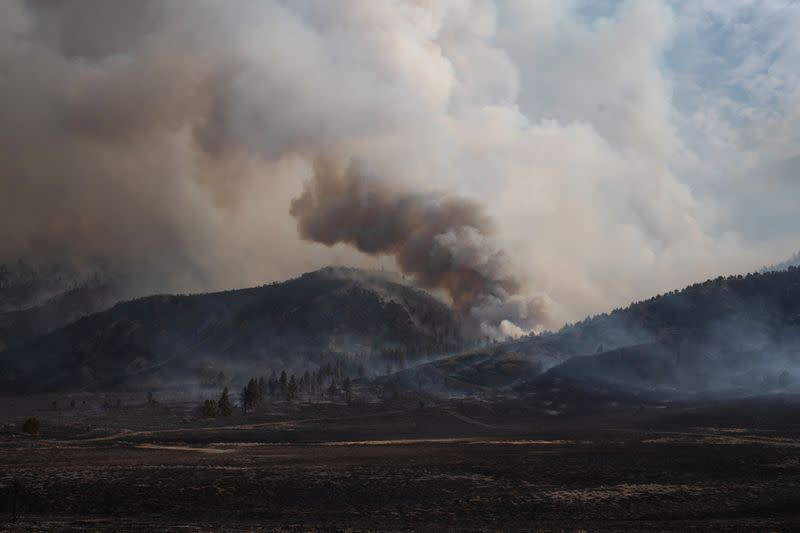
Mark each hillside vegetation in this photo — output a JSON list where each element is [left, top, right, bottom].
[[0, 267, 463, 392], [395, 267, 800, 396]]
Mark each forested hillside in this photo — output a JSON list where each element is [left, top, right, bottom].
[[0, 267, 464, 392], [390, 267, 800, 396]]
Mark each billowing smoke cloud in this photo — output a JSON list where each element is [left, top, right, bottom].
[[0, 0, 547, 334], [291, 157, 546, 331], [0, 0, 796, 332], [0, 0, 366, 293]]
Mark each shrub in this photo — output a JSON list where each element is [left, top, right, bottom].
[[21, 417, 40, 435]]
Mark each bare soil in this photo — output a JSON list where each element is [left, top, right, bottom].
[[2, 394, 800, 531]]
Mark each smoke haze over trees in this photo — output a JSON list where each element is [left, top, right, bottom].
[[0, 268, 469, 392]]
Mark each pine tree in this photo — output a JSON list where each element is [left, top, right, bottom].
[[279, 370, 288, 396], [241, 378, 259, 413], [200, 399, 218, 417], [257, 376, 267, 402], [218, 387, 233, 416], [327, 379, 338, 399], [287, 375, 298, 401], [342, 376, 353, 405]]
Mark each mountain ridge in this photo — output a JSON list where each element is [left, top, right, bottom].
[[387, 266, 800, 398], [0, 267, 464, 392]]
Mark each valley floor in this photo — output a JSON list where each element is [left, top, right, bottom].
[[2, 395, 800, 532]]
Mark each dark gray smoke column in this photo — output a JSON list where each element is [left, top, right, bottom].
[[291, 158, 545, 334]]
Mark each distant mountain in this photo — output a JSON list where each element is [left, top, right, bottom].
[[556, 266, 800, 351], [0, 259, 131, 352], [0, 258, 113, 312], [388, 267, 800, 398], [0, 267, 463, 392], [0, 285, 123, 352]]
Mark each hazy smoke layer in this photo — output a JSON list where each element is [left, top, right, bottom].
[[0, 0, 546, 334], [291, 158, 545, 331], [0, 1, 794, 332]]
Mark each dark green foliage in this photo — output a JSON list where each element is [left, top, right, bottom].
[[241, 378, 260, 412], [21, 417, 39, 435], [239, 368, 353, 404], [279, 371, 288, 396], [218, 387, 233, 416], [287, 375, 298, 401], [200, 399, 218, 417]]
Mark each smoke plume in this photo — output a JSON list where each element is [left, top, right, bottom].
[[0, 1, 792, 333], [291, 158, 546, 332], [0, 0, 548, 334]]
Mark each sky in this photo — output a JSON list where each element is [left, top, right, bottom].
[[0, 0, 798, 331]]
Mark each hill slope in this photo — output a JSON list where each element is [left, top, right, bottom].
[[391, 267, 800, 397], [0, 285, 124, 351], [0, 267, 463, 392], [0, 259, 115, 312]]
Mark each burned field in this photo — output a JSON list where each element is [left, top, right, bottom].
[[2, 396, 800, 531]]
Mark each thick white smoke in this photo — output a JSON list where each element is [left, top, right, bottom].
[[0, 0, 796, 332]]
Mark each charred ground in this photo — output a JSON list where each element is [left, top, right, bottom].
[[2, 391, 800, 532]]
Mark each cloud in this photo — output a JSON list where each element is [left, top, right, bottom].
[[0, 0, 796, 329]]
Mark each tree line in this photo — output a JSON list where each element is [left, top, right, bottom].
[[200, 365, 354, 417]]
